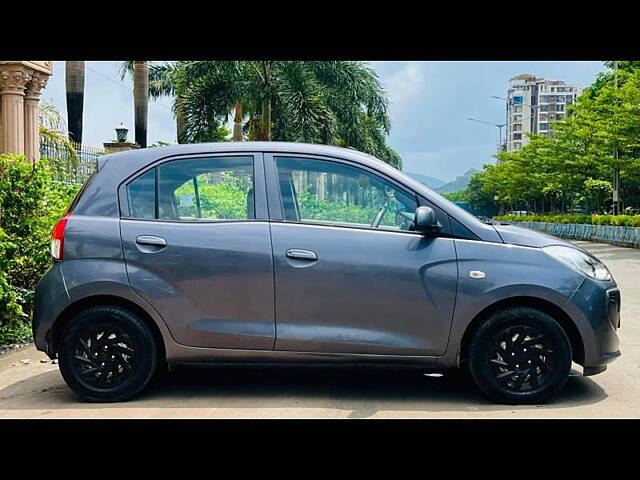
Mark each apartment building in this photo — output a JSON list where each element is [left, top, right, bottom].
[[505, 74, 583, 152]]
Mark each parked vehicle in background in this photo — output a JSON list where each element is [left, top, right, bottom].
[[34, 143, 621, 404], [508, 210, 534, 216]]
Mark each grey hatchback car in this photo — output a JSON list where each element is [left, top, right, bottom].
[[33, 142, 621, 404]]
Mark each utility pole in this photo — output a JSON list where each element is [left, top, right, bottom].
[[612, 61, 621, 215], [467, 117, 506, 153]]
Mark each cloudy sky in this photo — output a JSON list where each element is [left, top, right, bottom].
[[43, 61, 607, 182]]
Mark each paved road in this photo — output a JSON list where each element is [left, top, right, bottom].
[[1, 240, 638, 419]]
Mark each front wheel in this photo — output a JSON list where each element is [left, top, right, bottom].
[[468, 307, 572, 405], [58, 306, 158, 402]]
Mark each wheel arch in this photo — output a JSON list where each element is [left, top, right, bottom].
[[49, 295, 167, 363], [458, 296, 585, 367]]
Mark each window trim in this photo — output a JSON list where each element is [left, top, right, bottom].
[[264, 152, 442, 236], [118, 152, 267, 223]]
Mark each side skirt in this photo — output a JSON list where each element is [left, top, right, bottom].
[[165, 343, 439, 368]]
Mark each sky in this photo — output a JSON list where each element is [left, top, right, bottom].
[[43, 61, 608, 182]]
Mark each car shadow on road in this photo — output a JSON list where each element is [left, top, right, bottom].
[[0, 364, 608, 417]]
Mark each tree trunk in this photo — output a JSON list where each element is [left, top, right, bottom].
[[261, 97, 271, 141], [133, 61, 148, 148], [175, 99, 186, 144], [65, 61, 85, 144], [233, 101, 243, 141], [612, 167, 620, 215]]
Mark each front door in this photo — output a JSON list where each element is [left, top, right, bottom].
[[266, 155, 458, 356], [120, 153, 275, 350]]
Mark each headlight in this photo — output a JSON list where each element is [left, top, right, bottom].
[[543, 245, 611, 281]]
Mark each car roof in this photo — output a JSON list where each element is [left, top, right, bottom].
[[99, 141, 391, 174]]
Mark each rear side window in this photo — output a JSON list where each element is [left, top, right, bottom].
[[67, 170, 98, 213], [125, 156, 254, 221], [127, 169, 156, 219]]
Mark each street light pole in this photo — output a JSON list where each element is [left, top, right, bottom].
[[467, 117, 506, 152], [612, 61, 621, 215], [492, 95, 539, 147]]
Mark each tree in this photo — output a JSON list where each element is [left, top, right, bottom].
[[144, 61, 402, 168], [120, 61, 149, 148], [38, 100, 77, 166], [65, 61, 85, 144], [465, 62, 640, 217], [584, 179, 612, 212]]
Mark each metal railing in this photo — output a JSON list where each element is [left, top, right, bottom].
[[508, 220, 640, 249], [40, 138, 103, 184]]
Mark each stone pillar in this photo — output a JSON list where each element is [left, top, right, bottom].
[[0, 68, 31, 156], [103, 142, 140, 153], [24, 72, 48, 162]]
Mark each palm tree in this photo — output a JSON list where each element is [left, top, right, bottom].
[[169, 61, 401, 167], [120, 61, 149, 148], [132, 61, 401, 167], [65, 61, 85, 144], [39, 100, 78, 166]]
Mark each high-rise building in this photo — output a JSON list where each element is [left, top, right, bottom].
[[505, 74, 583, 152]]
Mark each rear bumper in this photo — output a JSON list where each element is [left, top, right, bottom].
[[33, 262, 69, 357]]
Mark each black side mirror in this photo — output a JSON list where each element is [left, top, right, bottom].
[[412, 206, 441, 234]]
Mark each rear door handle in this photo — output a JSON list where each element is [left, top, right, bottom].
[[285, 249, 317, 261], [136, 235, 167, 247]]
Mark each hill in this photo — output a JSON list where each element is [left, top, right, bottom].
[[404, 172, 446, 189], [435, 169, 479, 194]]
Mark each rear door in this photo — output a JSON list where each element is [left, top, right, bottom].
[[264, 154, 458, 356], [120, 153, 275, 350]]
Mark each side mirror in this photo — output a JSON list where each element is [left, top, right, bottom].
[[412, 206, 441, 234]]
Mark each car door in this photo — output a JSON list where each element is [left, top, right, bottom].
[[265, 154, 458, 356], [120, 153, 275, 350]]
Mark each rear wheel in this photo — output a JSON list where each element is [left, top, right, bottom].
[[468, 307, 572, 404], [58, 306, 158, 402]]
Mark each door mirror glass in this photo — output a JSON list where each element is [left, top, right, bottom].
[[412, 206, 441, 234]]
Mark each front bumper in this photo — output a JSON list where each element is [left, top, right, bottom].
[[569, 277, 621, 375]]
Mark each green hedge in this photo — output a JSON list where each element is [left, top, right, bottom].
[[494, 214, 640, 227], [0, 154, 80, 347]]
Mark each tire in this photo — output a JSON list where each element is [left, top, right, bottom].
[[58, 306, 158, 402], [468, 307, 572, 405]]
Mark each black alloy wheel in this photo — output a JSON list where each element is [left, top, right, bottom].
[[58, 306, 158, 402], [469, 307, 572, 404]]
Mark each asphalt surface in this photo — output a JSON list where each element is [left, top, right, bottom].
[[1, 240, 638, 419]]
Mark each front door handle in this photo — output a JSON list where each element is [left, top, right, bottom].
[[285, 249, 318, 261], [136, 235, 167, 247]]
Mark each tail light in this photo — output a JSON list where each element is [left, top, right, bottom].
[[51, 211, 72, 260]]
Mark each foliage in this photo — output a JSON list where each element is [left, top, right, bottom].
[[0, 154, 80, 346], [39, 100, 78, 167], [173, 169, 404, 228], [142, 61, 402, 168], [441, 190, 467, 202], [174, 172, 251, 220], [298, 190, 380, 225], [494, 213, 640, 227], [149, 141, 175, 148], [457, 62, 640, 215]]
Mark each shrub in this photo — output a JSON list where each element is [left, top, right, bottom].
[[494, 213, 640, 227], [0, 154, 80, 347]]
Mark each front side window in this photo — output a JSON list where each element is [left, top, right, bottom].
[[126, 156, 254, 221], [274, 157, 418, 232]]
